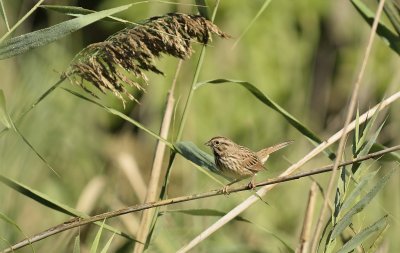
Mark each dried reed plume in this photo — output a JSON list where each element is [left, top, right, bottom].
[[64, 13, 229, 104]]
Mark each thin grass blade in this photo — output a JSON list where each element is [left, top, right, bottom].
[[73, 235, 80, 253], [90, 219, 105, 253], [41, 5, 130, 23], [63, 88, 172, 149], [382, 0, 400, 35], [195, 0, 210, 20], [195, 79, 336, 159], [100, 233, 115, 253]]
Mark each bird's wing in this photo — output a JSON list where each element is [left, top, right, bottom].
[[238, 151, 264, 173]]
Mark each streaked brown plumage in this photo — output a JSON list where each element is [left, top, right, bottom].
[[205, 136, 293, 192]]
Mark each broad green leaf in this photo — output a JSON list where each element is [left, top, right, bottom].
[[41, 5, 130, 24], [351, 0, 400, 55], [73, 235, 80, 253], [0, 90, 12, 129], [63, 88, 173, 149], [100, 233, 116, 253], [174, 141, 224, 184], [174, 141, 216, 172], [160, 208, 294, 252], [0, 4, 132, 59], [0, 174, 136, 241], [337, 215, 388, 253], [195, 79, 336, 160], [330, 169, 393, 239], [90, 219, 105, 253]]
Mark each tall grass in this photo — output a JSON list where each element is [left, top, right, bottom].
[[0, 0, 400, 252]]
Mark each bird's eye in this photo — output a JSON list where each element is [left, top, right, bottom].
[[215, 140, 219, 145]]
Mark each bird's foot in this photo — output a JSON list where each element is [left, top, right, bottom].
[[247, 178, 256, 191], [221, 185, 231, 195]]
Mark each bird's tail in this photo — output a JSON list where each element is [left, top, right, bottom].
[[257, 140, 294, 163]]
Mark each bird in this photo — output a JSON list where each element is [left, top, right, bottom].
[[205, 136, 293, 193]]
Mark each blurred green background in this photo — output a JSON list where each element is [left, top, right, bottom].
[[0, 0, 399, 252]]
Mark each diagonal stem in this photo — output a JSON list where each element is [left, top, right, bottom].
[[3, 144, 399, 253]]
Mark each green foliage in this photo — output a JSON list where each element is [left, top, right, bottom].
[[0, 4, 132, 59], [0, 0, 399, 252]]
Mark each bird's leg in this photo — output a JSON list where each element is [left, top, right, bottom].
[[247, 175, 257, 190], [221, 179, 239, 195]]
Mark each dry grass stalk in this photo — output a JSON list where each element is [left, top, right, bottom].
[[63, 13, 228, 105]]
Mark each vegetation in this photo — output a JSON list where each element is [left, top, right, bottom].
[[0, 0, 399, 252]]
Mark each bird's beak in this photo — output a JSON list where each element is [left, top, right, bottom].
[[205, 140, 212, 146]]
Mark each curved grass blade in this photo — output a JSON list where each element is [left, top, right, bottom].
[[351, 0, 400, 55], [0, 4, 132, 59], [337, 215, 388, 253], [63, 88, 173, 149], [232, 0, 272, 48], [0, 211, 34, 253], [160, 208, 294, 252], [0, 0, 10, 31], [100, 233, 115, 253], [195, 79, 336, 159], [0, 174, 136, 241], [0, 77, 65, 138], [73, 235, 80, 253], [41, 5, 130, 24], [330, 169, 394, 240], [0, 90, 59, 176], [90, 219, 105, 253]]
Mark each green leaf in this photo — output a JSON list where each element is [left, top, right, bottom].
[[73, 235, 80, 253], [337, 215, 388, 253], [41, 5, 130, 24], [174, 141, 216, 172], [0, 174, 136, 241], [174, 141, 224, 184], [0, 4, 132, 59], [351, 0, 400, 55], [330, 169, 393, 240], [63, 88, 173, 149], [195, 79, 336, 160], [90, 219, 105, 253], [100, 233, 116, 253], [160, 209, 294, 252], [0, 90, 13, 129], [340, 171, 377, 215]]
